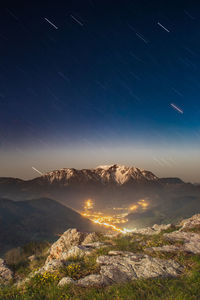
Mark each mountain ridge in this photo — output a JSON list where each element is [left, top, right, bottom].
[[0, 164, 185, 186], [41, 164, 159, 185]]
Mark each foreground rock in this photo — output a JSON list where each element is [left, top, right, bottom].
[[146, 245, 180, 253], [17, 214, 200, 288], [38, 229, 105, 273], [164, 231, 200, 254], [147, 230, 200, 255], [46, 229, 87, 262], [58, 277, 76, 286], [0, 259, 13, 284], [77, 274, 106, 286], [77, 251, 183, 287], [179, 214, 200, 231], [82, 232, 100, 245], [130, 224, 172, 236]]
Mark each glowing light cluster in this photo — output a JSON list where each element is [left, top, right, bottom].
[[129, 199, 149, 212], [138, 199, 148, 208], [82, 212, 128, 225], [81, 198, 149, 234], [92, 219, 127, 233], [129, 204, 138, 211], [84, 199, 94, 210]]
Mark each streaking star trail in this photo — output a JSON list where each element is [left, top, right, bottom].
[[70, 15, 84, 26], [32, 167, 44, 176], [170, 103, 183, 114], [44, 18, 58, 29], [157, 22, 170, 33], [0, 1, 199, 182]]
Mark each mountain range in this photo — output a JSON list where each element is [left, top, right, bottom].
[[0, 164, 200, 229]]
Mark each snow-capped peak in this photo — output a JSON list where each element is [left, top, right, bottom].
[[42, 164, 158, 185], [96, 165, 114, 170], [95, 164, 157, 184]]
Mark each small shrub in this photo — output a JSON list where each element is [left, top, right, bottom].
[[64, 263, 81, 279], [4, 247, 23, 266], [31, 271, 59, 286], [4, 241, 51, 280]]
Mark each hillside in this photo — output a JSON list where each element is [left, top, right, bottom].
[[0, 197, 102, 254], [0, 214, 200, 299]]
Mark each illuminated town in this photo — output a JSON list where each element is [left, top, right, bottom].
[[81, 198, 149, 233]]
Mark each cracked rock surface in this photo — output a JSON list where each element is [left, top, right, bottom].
[[77, 251, 183, 287], [42, 229, 104, 272], [163, 231, 200, 254]]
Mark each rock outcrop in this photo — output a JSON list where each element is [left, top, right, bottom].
[[58, 277, 76, 286], [0, 258, 13, 284], [146, 245, 180, 253], [77, 251, 183, 287], [82, 232, 99, 245], [164, 231, 200, 254], [179, 214, 200, 231], [77, 274, 106, 286], [40, 229, 105, 273], [46, 229, 87, 262], [146, 214, 200, 254], [130, 223, 172, 235], [12, 214, 200, 289]]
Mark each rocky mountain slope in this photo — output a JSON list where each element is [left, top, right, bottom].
[[0, 214, 200, 299], [42, 164, 158, 185], [0, 197, 102, 254]]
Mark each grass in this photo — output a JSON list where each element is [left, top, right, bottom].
[[4, 241, 50, 280], [1, 231, 200, 299], [1, 256, 200, 300], [107, 230, 181, 254], [183, 226, 200, 234], [59, 252, 101, 280]]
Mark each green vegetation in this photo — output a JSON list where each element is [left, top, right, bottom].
[[1, 233, 200, 299], [108, 229, 180, 253], [183, 226, 200, 234], [1, 255, 200, 300], [59, 253, 100, 280], [4, 241, 50, 279]]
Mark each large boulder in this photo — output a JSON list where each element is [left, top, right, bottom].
[[77, 251, 183, 286], [164, 231, 200, 254], [42, 229, 103, 272], [46, 229, 87, 262], [0, 258, 13, 284]]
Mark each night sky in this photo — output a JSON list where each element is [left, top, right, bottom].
[[1, 1, 200, 181]]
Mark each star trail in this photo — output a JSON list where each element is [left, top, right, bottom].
[[0, 1, 200, 181]]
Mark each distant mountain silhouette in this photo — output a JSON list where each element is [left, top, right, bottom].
[[0, 197, 102, 254]]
